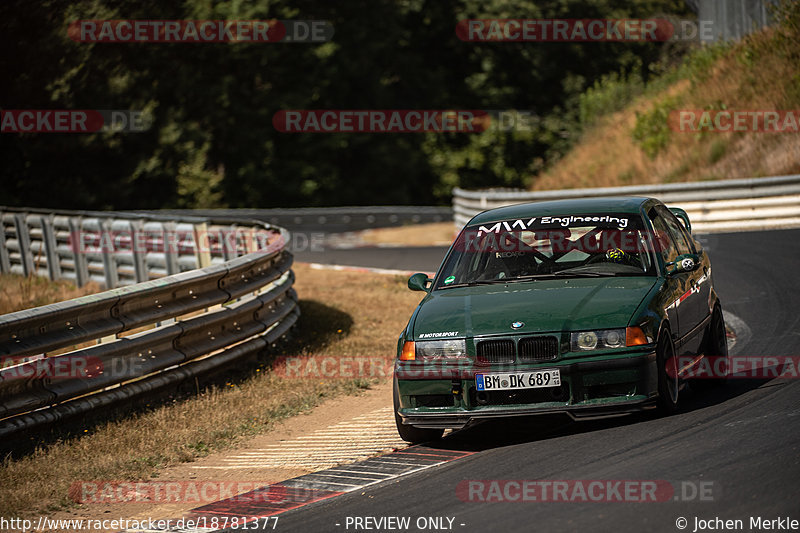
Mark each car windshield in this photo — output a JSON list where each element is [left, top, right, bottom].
[[435, 213, 657, 289]]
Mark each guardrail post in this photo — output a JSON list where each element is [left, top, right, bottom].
[[100, 218, 119, 288], [163, 222, 179, 276], [175, 221, 197, 272], [130, 219, 148, 283], [194, 222, 212, 268], [40, 214, 61, 281], [68, 217, 89, 287], [243, 226, 256, 254], [0, 211, 11, 274], [13, 214, 34, 277], [222, 224, 237, 261]]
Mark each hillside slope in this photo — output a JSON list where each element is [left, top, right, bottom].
[[533, 8, 800, 190]]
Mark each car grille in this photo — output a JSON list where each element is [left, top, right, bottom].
[[518, 336, 559, 362], [476, 336, 559, 363], [476, 340, 515, 364]]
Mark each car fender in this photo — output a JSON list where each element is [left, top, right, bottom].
[[627, 277, 665, 343]]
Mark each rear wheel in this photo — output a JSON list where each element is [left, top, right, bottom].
[[693, 305, 729, 389], [656, 330, 679, 414], [393, 381, 444, 444]]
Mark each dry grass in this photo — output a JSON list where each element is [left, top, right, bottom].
[[288, 263, 423, 357], [0, 263, 425, 518], [534, 23, 800, 190], [360, 222, 457, 246], [0, 274, 101, 315]]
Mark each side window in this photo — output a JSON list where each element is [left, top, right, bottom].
[[656, 206, 692, 255], [665, 208, 697, 253], [648, 208, 679, 264]]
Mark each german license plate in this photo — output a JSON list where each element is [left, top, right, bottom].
[[476, 369, 561, 391]]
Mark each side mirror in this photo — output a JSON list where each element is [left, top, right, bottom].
[[666, 254, 700, 275], [408, 273, 432, 292]]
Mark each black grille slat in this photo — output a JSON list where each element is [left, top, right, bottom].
[[469, 386, 569, 406], [518, 336, 559, 362], [414, 394, 453, 408], [476, 340, 515, 364]]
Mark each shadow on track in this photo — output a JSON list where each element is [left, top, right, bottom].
[[420, 377, 776, 454]]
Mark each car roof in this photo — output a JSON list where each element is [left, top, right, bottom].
[[468, 196, 655, 226]]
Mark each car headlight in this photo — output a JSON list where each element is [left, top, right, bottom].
[[412, 339, 468, 360], [571, 328, 627, 351]]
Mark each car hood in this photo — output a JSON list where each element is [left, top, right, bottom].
[[412, 277, 657, 338]]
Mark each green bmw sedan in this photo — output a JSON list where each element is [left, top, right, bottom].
[[394, 197, 728, 443]]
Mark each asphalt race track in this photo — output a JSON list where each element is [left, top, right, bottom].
[[296, 245, 452, 273], [276, 229, 800, 533]]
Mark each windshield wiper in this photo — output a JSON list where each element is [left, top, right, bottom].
[[446, 273, 606, 287], [486, 272, 613, 280], [441, 271, 622, 288], [441, 279, 512, 288], [551, 270, 615, 277]]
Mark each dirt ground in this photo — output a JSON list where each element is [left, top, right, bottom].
[[358, 222, 457, 246], [49, 379, 397, 530]]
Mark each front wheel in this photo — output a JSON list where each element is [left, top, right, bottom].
[[656, 330, 679, 414], [393, 381, 444, 444]]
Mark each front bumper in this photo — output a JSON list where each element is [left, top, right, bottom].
[[395, 351, 658, 429]]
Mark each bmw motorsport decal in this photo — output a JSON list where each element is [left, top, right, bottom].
[[418, 331, 459, 338]]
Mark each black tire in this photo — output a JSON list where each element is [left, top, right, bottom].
[[693, 305, 729, 389], [393, 381, 444, 444], [656, 330, 679, 414]]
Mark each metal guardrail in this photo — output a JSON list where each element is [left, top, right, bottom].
[[0, 206, 287, 288], [452, 174, 800, 233], [137, 206, 454, 234], [0, 208, 298, 439], [694, 0, 774, 43]]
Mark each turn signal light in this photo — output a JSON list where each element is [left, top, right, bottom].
[[400, 341, 416, 361], [626, 326, 648, 346]]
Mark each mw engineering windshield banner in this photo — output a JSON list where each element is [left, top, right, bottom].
[[453, 213, 659, 254]]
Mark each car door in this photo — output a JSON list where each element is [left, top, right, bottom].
[[656, 205, 709, 355], [648, 207, 694, 355], [652, 206, 707, 355], [671, 210, 712, 329]]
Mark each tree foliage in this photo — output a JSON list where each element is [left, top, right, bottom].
[[0, 0, 692, 209]]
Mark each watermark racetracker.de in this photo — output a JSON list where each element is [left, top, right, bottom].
[[457, 479, 717, 503], [273, 356, 394, 380], [669, 110, 800, 133], [670, 356, 800, 379], [68, 19, 334, 43], [71, 480, 303, 504], [0, 110, 152, 133], [274, 109, 563, 133], [455, 18, 716, 42], [65, 228, 324, 255]]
